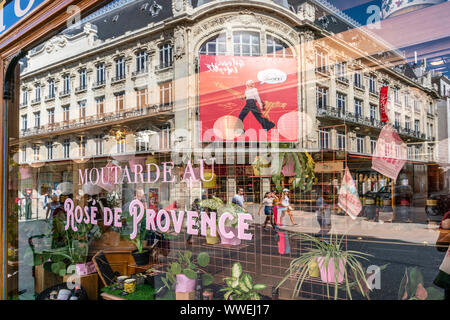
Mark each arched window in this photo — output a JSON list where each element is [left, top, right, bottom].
[[199, 33, 226, 55], [266, 35, 293, 57], [233, 31, 260, 57]]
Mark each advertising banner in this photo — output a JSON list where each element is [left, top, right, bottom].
[[372, 124, 407, 180], [379, 86, 389, 123], [338, 167, 362, 220], [199, 55, 298, 142]]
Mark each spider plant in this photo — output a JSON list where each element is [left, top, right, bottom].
[[276, 233, 372, 300]]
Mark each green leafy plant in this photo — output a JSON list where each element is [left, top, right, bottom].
[[200, 196, 247, 228], [119, 210, 148, 253], [270, 150, 316, 193], [277, 233, 372, 300], [398, 267, 444, 300], [221, 262, 267, 300], [161, 251, 213, 289], [24, 215, 102, 276]]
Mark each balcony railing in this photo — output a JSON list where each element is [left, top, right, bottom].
[[75, 85, 87, 93], [20, 104, 174, 138], [336, 77, 349, 84], [132, 68, 148, 77], [111, 75, 126, 83], [45, 95, 55, 101], [92, 80, 106, 88], [354, 83, 365, 91], [59, 90, 70, 98], [31, 98, 41, 105]]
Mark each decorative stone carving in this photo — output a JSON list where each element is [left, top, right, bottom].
[[174, 27, 186, 60], [44, 36, 67, 54], [297, 2, 315, 22]]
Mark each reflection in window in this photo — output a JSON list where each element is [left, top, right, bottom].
[[199, 34, 226, 55], [136, 50, 148, 73], [63, 139, 70, 159], [356, 135, 365, 154], [315, 49, 327, 73], [116, 139, 126, 154], [63, 105, 70, 123], [46, 142, 53, 160], [266, 35, 292, 57], [34, 112, 40, 128], [95, 135, 104, 156], [337, 132, 346, 150], [96, 96, 105, 115], [160, 82, 173, 106], [48, 108, 55, 125], [115, 92, 125, 112], [159, 43, 173, 68], [336, 92, 346, 113], [137, 88, 148, 111], [233, 32, 260, 57], [316, 86, 328, 109], [32, 144, 40, 161], [115, 57, 126, 80], [354, 98, 363, 118], [96, 63, 105, 85], [319, 128, 330, 150]]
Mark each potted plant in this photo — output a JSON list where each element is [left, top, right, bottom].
[[221, 262, 267, 300], [200, 197, 247, 246], [276, 233, 372, 300], [161, 250, 213, 299], [120, 211, 150, 266], [398, 267, 444, 300]]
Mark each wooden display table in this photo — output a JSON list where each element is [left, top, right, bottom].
[[63, 273, 99, 301]]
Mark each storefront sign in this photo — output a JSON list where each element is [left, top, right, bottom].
[[199, 55, 298, 142], [379, 86, 389, 123], [372, 125, 407, 180], [338, 167, 362, 220], [0, 0, 45, 35], [315, 161, 344, 173]]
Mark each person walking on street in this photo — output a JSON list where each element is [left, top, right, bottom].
[[258, 192, 277, 230], [278, 189, 296, 225], [232, 188, 245, 210]]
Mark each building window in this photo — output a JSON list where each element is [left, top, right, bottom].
[[427, 123, 434, 139], [79, 101, 86, 121], [370, 139, 377, 155], [160, 126, 171, 150], [116, 139, 126, 154], [96, 63, 105, 85], [159, 44, 173, 68], [318, 128, 330, 150], [137, 88, 148, 111], [21, 146, 26, 163], [63, 140, 70, 159], [115, 92, 125, 112], [405, 116, 411, 131], [21, 89, 28, 105], [316, 86, 328, 109], [115, 57, 126, 79], [95, 135, 104, 156], [315, 49, 327, 74], [354, 99, 363, 118], [48, 108, 55, 125], [79, 69, 87, 89], [370, 104, 377, 122], [356, 135, 365, 154], [414, 146, 420, 160], [335, 61, 347, 81], [160, 82, 173, 106], [354, 70, 363, 88], [404, 93, 410, 108], [136, 50, 148, 73], [336, 92, 346, 113], [233, 32, 260, 57], [428, 103, 434, 114], [35, 85, 41, 102], [369, 75, 377, 94], [414, 99, 420, 113], [337, 132, 346, 150], [46, 142, 53, 160], [407, 145, 412, 160], [266, 35, 293, 58], [394, 112, 400, 129], [394, 87, 400, 104], [96, 97, 105, 115], [48, 80, 55, 98], [34, 112, 40, 128], [63, 105, 70, 123], [414, 120, 420, 134], [63, 75, 70, 94], [21, 115, 27, 131], [199, 34, 226, 56], [32, 145, 40, 161]]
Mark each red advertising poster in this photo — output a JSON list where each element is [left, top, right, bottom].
[[338, 167, 362, 220], [372, 125, 407, 180], [379, 86, 389, 123], [199, 55, 298, 142]]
